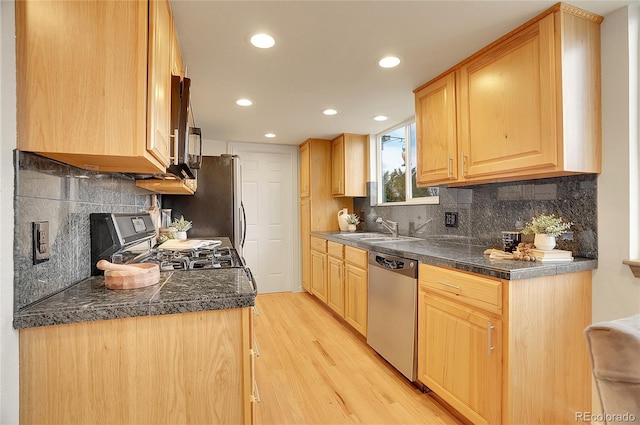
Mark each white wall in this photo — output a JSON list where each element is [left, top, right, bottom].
[[0, 1, 19, 423], [202, 138, 229, 156], [593, 5, 640, 324]]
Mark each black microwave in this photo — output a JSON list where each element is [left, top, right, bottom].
[[169, 75, 202, 179]]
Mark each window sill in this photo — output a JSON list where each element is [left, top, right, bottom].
[[377, 196, 440, 207], [623, 259, 640, 278]]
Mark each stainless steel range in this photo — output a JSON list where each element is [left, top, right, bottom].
[[90, 213, 246, 275]]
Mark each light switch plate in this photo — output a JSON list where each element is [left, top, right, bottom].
[[32, 221, 50, 264]]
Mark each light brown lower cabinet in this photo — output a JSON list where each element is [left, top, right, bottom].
[[418, 264, 592, 425], [306, 239, 366, 337], [20, 308, 256, 425], [310, 237, 328, 303], [327, 241, 345, 317], [344, 246, 368, 337]]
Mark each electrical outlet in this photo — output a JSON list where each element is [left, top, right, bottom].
[[32, 221, 50, 264], [445, 212, 458, 228]]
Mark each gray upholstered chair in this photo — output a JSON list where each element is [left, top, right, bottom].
[[584, 314, 640, 424]]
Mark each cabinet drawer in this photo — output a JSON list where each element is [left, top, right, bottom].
[[310, 236, 327, 252], [327, 241, 344, 258], [344, 246, 367, 268], [419, 264, 502, 314]]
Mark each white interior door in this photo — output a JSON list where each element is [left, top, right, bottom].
[[229, 144, 297, 293]]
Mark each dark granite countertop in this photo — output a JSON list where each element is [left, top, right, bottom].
[[14, 238, 256, 329], [314, 231, 597, 280]]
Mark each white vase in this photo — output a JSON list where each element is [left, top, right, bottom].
[[534, 234, 556, 251], [348, 224, 356, 232], [175, 231, 187, 240]]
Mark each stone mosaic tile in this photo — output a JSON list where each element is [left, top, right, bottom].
[[355, 174, 597, 258], [14, 152, 152, 310]]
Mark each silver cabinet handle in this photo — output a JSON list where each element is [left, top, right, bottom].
[[253, 338, 260, 357], [436, 280, 461, 291], [253, 380, 262, 403], [447, 155, 453, 178], [172, 129, 179, 164], [252, 306, 260, 316], [460, 151, 466, 177], [487, 321, 495, 356]]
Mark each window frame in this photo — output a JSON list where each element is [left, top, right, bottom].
[[376, 118, 439, 206]]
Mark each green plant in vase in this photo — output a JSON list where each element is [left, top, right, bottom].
[[171, 216, 192, 240], [345, 214, 360, 231], [522, 213, 572, 251]]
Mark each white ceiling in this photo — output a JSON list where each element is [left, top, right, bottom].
[[170, 0, 631, 146]]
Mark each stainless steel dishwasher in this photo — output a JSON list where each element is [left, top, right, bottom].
[[367, 250, 418, 381]]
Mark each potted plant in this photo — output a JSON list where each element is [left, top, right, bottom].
[[171, 216, 192, 240], [522, 213, 572, 251], [345, 213, 360, 232]]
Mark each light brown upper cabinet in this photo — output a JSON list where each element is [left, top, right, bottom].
[[331, 133, 368, 197], [17, 0, 174, 175], [415, 73, 458, 185], [415, 3, 603, 186]]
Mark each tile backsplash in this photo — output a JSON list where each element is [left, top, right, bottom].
[[14, 152, 152, 310], [354, 174, 597, 258], [14, 150, 598, 310]]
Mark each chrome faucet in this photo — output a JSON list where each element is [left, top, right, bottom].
[[376, 217, 398, 238]]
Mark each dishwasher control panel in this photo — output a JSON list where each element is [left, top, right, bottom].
[[375, 255, 414, 270], [370, 252, 417, 278]]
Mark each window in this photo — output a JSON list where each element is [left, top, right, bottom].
[[377, 119, 439, 205]]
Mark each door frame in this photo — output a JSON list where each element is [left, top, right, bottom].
[[228, 142, 301, 292]]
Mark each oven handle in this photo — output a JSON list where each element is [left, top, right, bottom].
[[245, 267, 258, 293]]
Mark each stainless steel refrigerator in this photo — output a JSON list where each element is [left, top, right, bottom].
[[162, 155, 246, 257]]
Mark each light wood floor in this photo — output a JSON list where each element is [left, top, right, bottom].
[[254, 292, 463, 425]]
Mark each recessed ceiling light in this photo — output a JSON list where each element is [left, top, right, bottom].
[[250, 33, 276, 49], [378, 56, 401, 69], [265, 133, 276, 138], [236, 98, 253, 107], [373, 115, 389, 121], [323, 109, 338, 116]]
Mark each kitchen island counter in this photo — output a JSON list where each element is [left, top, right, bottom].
[[14, 267, 256, 329], [314, 231, 597, 280]]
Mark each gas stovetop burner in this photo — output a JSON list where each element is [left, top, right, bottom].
[[134, 245, 242, 271]]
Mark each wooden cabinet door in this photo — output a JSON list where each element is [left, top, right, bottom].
[[299, 142, 310, 197], [344, 264, 367, 336], [331, 135, 345, 196], [331, 134, 367, 197], [310, 250, 327, 303], [20, 309, 252, 424], [418, 290, 502, 425], [327, 256, 345, 317], [16, 0, 169, 174], [300, 199, 311, 292], [458, 14, 556, 179], [147, 0, 172, 167], [415, 72, 458, 185]]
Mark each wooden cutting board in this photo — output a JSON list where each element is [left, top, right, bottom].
[[157, 239, 222, 251], [104, 263, 160, 290]]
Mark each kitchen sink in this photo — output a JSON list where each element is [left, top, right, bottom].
[[338, 232, 387, 238], [337, 233, 421, 243], [361, 236, 421, 244]]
